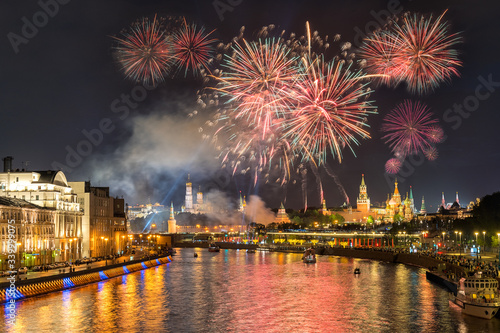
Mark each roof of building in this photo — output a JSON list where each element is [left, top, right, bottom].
[[32, 170, 69, 187], [0, 196, 45, 209]]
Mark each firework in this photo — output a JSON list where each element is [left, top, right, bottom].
[[112, 16, 174, 85], [424, 146, 438, 161], [428, 126, 444, 143], [358, 30, 406, 87], [173, 20, 217, 77], [381, 100, 440, 156], [359, 11, 462, 94], [283, 56, 376, 164], [216, 38, 299, 140], [391, 11, 462, 94], [385, 158, 402, 174]]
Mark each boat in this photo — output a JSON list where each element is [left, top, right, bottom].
[[208, 243, 220, 252], [354, 268, 361, 275], [302, 248, 316, 263], [449, 272, 500, 319], [193, 252, 198, 257], [246, 249, 256, 253]]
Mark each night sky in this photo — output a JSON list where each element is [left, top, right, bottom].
[[1, 0, 499, 211]]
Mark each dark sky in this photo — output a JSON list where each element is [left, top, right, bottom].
[[1, 0, 499, 211]]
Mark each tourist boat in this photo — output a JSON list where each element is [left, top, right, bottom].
[[302, 248, 316, 263], [354, 268, 361, 275], [246, 249, 256, 253], [208, 243, 220, 252], [193, 252, 198, 257], [449, 272, 500, 319]]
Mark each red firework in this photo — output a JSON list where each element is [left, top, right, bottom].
[[112, 16, 174, 85], [216, 38, 299, 140], [385, 158, 402, 174], [381, 100, 440, 156], [424, 147, 438, 161], [390, 10, 462, 94], [173, 20, 216, 77], [358, 30, 406, 87], [283, 56, 376, 164], [428, 126, 444, 143], [359, 10, 462, 94]]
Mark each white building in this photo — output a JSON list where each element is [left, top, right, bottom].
[[0, 157, 82, 262]]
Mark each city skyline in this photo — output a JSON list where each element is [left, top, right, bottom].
[[1, 0, 499, 211]]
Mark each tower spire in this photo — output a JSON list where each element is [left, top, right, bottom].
[[441, 192, 445, 208], [420, 196, 427, 214], [456, 192, 460, 206]]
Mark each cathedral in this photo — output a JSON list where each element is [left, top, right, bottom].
[[183, 175, 209, 214]]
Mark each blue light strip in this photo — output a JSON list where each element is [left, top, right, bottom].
[[99, 271, 108, 280], [123, 266, 130, 274], [63, 277, 75, 289], [141, 262, 148, 269]]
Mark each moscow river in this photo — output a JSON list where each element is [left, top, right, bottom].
[[3, 248, 500, 332]]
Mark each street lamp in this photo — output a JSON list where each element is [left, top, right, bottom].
[[69, 239, 73, 263], [483, 231, 486, 245], [442, 232, 446, 248], [455, 231, 458, 244]]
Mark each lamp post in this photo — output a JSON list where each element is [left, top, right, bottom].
[[475, 232, 479, 256], [100, 236, 104, 257], [455, 231, 458, 245], [105, 238, 109, 265], [69, 239, 73, 263], [483, 231, 486, 246]]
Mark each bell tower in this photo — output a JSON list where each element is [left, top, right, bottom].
[[356, 174, 370, 213]]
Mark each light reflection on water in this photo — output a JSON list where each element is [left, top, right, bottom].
[[3, 248, 500, 332]]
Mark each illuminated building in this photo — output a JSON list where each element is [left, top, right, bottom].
[[0, 197, 56, 268], [0, 157, 82, 262], [168, 202, 177, 233], [185, 174, 193, 213], [356, 174, 370, 213], [273, 203, 291, 223], [69, 181, 127, 258]]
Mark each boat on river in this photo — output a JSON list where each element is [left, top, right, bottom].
[[449, 272, 500, 319], [208, 243, 220, 252], [354, 268, 361, 275], [247, 249, 256, 253], [302, 248, 316, 263]]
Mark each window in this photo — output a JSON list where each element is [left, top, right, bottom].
[[36, 195, 39, 200]]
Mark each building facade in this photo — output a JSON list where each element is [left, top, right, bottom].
[[0, 197, 56, 269], [69, 182, 127, 258], [0, 162, 82, 262]]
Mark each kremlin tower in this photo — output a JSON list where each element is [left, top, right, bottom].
[[356, 174, 370, 213], [168, 202, 177, 233], [185, 174, 193, 213], [420, 196, 427, 215]]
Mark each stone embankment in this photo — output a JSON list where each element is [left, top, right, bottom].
[[0, 256, 172, 304], [175, 242, 258, 250]]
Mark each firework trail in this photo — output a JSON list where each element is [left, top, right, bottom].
[[173, 20, 217, 77], [283, 56, 376, 165], [323, 163, 350, 205], [381, 100, 441, 156], [385, 158, 402, 174], [112, 15, 174, 85]]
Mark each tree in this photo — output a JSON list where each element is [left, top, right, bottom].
[[329, 213, 345, 225]]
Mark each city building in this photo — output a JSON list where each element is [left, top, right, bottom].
[[356, 174, 370, 213], [0, 197, 56, 269], [0, 157, 82, 262], [69, 181, 127, 258], [273, 203, 291, 224], [167, 202, 177, 233]]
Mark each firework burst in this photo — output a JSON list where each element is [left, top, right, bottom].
[[381, 100, 440, 156], [358, 30, 406, 87], [173, 20, 217, 77], [112, 16, 174, 85], [283, 56, 376, 164], [385, 158, 402, 174], [216, 38, 299, 140], [424, 146, 439, 161]]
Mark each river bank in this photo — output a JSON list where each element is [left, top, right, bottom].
[[0, 256, 172, 304]]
